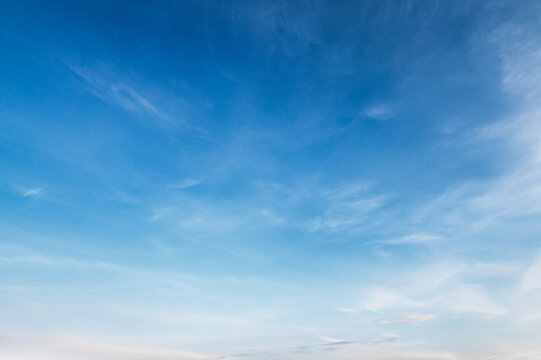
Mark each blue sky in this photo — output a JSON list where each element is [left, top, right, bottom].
[[2, 1, 541, 359]]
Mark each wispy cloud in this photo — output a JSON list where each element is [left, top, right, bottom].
[[167, 178, 201, 190], [343, 263, 509, 318], [68, 63, 173, 126], [213, 333, 399, 359], [363, 104, 394, 120], [304, 182, 389, 233], [373, 313, 436, 325], [0, 249, 199, 295], [19, 187, 42, 197], [378, 234, 442, 245], [473, 262, 519, 278]]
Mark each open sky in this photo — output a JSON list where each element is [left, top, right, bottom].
[[1, 1, 541, 359]]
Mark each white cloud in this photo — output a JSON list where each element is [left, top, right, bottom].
[[346, 264, 509, 318], [305, 182, 388, 233], [20, 187, 42, 197], [167, 178, 201, 189], [472, 262, 519, 278], [364, 104, 394, 120], [378, 234, 442, 245], [361, 287, 428, 313], [148, 201, 249, 235], [373, 313, 436, 325], [68, 63, 174, 127], [438, 285, 508, 317], [400, 19, 541, 248], [0, 249, 199, 296], [519, 256, 541, 296]]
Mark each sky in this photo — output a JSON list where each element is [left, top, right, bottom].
[[1, 1, 541, 359]]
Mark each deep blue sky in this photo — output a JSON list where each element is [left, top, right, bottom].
[[2, 1, 541, 359]]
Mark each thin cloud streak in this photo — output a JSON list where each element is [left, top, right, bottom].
[[21, 187, 42, 197], [68, 63, 174, 126]]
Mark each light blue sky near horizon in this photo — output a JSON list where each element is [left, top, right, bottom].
[[1, 1, 541, 359]]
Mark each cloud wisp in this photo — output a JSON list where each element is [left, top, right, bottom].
[[68, 63, 175, 127]]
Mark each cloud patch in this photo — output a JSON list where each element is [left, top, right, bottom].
[[363, 104, 394, 120], [373, 313, 436, 325], [20, 187, 42, 197]]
